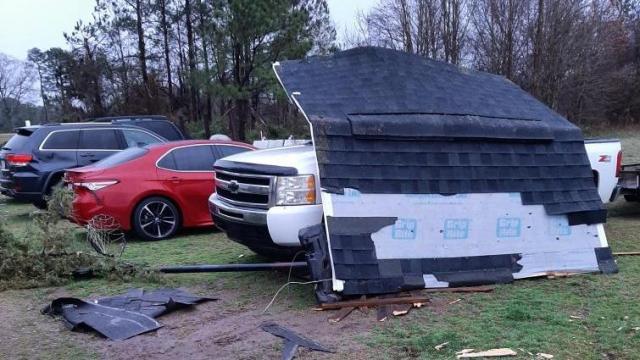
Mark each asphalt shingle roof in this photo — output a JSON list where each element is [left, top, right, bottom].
[[275, 47, 607, 295]]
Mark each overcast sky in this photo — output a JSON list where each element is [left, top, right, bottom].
[[0, 0, 377, 61]]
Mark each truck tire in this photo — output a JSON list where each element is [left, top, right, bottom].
[[133, 197, 181, 241]]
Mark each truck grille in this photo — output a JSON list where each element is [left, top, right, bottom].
[[215, 170, 274, 209]]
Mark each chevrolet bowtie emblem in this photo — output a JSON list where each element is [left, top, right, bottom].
[[228, 180, 240, 193]]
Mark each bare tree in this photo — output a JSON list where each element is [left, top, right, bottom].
[[133, 0, 149, 92], [416, 0, 442, 57], [469, 0, 528, 79], [441, 0, 466, 64], [0, 54, 36, 126], [354, 0, 466, 64]]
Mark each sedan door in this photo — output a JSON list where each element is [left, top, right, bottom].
[[155, 145, 218, 226]]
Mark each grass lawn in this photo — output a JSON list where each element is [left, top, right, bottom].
[[1, 132, 640, 359]]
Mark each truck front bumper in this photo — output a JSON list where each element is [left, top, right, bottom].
[[209, 193, 323, 247]]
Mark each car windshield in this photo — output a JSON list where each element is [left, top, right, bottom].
[[92, 147, 149, 168]]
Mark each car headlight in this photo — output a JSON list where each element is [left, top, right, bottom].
[[275, 175, 316, 205]]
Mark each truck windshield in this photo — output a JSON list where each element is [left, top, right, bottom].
[[92, 147, 149, 168]]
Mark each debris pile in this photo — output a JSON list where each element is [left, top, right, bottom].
[[42, 288, 215, 340], [318, 286, 493, 323]]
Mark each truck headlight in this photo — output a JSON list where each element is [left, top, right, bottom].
[[275, 175, 316, 205]]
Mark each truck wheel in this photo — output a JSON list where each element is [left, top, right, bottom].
[[133, 197, 181, 241], [624, 195, 640, 202]]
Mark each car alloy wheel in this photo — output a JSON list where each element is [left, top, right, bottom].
[[135, 197, 179, 240]]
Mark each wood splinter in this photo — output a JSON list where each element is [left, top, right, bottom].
[[613, 251, 640, 256], [320, 296, 429, 310]]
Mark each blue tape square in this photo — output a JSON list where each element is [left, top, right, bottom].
[[496, 217, 521, 238], [444, 219, 470, 239], [550, 216, 571, 236], [392, 218, 417, 240]]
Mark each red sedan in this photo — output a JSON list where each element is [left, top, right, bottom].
[[65, 140, 253, 240]]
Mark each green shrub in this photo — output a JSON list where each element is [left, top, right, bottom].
[[0, 188, 155, 290]]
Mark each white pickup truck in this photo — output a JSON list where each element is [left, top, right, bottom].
[[209, 139, 621, 258]]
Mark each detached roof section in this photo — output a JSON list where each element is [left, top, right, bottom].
[[276, 47, 613, 297], [275, 47, 603, 219]]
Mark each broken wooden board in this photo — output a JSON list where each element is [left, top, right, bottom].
[[320, 296, 429, 310], [423, 286, 495, 293], [613, 251, 640, 256], [391, 303, 412, 316], [328, 307, 355, 323], [457, 348, 517, 358], [546, 271, 580, 279]]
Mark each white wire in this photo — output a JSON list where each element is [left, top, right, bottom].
[[286, 250, 306, 296], [262, 279, 331, 314]]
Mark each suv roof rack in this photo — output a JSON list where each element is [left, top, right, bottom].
[[42, 122, 119, 126], [88, 115, 168, 122]]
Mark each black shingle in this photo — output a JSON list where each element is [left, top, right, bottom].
[[280, 47, 607, 295]]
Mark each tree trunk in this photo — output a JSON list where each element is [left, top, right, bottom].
[[135, 0, 149, 99], [159, 0, 173, 110], [83, 38, 104, 116], [505, 0, 514, 79], [114, 30, 130, 109], [399, 0, 413, 53], [34, 62, 48, 122], [532, 0, 545, 97], [199, 3, 212, 138], [185, 0, 198, 129], [175, 20, 186, 94], [233, 98, 248, 141]]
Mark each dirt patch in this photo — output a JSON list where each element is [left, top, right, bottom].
[[2, 285, 434, 359], [96, 288, 376, 360], [0, 284, 467, 359]]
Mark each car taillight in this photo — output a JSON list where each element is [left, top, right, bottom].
[[615, 150, 623, 178], [6, 153, 33, 167], [73, 180, 119, 191]]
